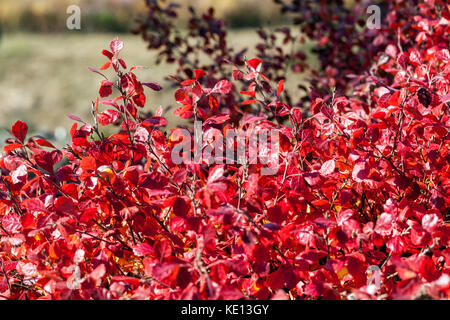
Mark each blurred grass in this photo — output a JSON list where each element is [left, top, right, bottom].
[[0, 0, 283, 33], [0, 31, 317, 147]]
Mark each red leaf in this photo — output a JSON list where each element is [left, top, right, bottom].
[[139, 172, 169, 189], [375, 212, 395, 236], [90, 264, 106, 282], [54, 197, 75, 216], [240, 90, 256, 97], [192, 83, 203, 104], [11, 164, 27, 184], [267, 268, 285, 289], [194, 69, 206, 80], [174, 105, 193, 119], [397, 52, 409, 69], [133, 93, 146, 107], [22, 198, 47, 213], [232, 70, 244, 81], [34, 150, 62, 173], [419, 256, 440, 282], [219, 286, 244, 300], [110, 37, 124, 55], [172, 196, 190, 217], [422, 213, 440, 233], [87, 67, 107, 79], [110, 276, 141, 286], [155, 106, 163, 117], [99, 100, 119, 109], [310, 98, 326, 115], [11, 120, 28, 143], [118, 59, 127, 69], [142, 116, 168, 127], [149, 263, 181, 286], [133, 243, 155, 257], [4, 143, 23, 153], [386, 236, 405, 255], [101, 50, 113, 59], [267, 205, 285, 225], [142, 81, 162, 91], [97, 109, 120, 126], [242, 99, 257, 105], [211, 80, 232, 95], [80, 156, 97, 172], [100, 61, 112, 70], [244, 71, 257, 81], [121, 72, 143, 96], [134, 126, 149, 143], [277, 79, 285, 96], [34, 138, 56, 149], [21, 213, 36, 230], [80, 208, 98, 224], [99, 80, 113, 98], [248, 58, 262, 71], [208, 95, 219, 111], [129, 66, 147, 72], [2, 212, 22, 234], [181, 79, 195, 86], [204, 114, 230, 126], [352, 161, 370, 182], [320, 159, 335, 176], [408, 48, 422, 65], [56, 165, 73, 181], [66, 114, 85, 123], [174, 88, 188, 104]]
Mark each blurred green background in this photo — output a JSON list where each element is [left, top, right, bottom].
[[0, 0, 285, 32], [0, 0, 300, 146]]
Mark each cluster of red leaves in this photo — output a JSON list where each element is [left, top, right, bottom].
[[0, 1, 450, 300], [134, 0, 449, 106]]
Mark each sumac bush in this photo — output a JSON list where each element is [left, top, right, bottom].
[[0, 0, 449, 300]]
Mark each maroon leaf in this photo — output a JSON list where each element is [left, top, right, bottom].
[[142, 116, 168, 127], [97, 109, 120, 126], [142, 81, 162, 91]]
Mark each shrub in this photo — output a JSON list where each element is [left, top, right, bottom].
[[0, 0, 449, 300]]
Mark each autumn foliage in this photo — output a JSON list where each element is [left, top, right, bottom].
[[0, 0, 449, 300]]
